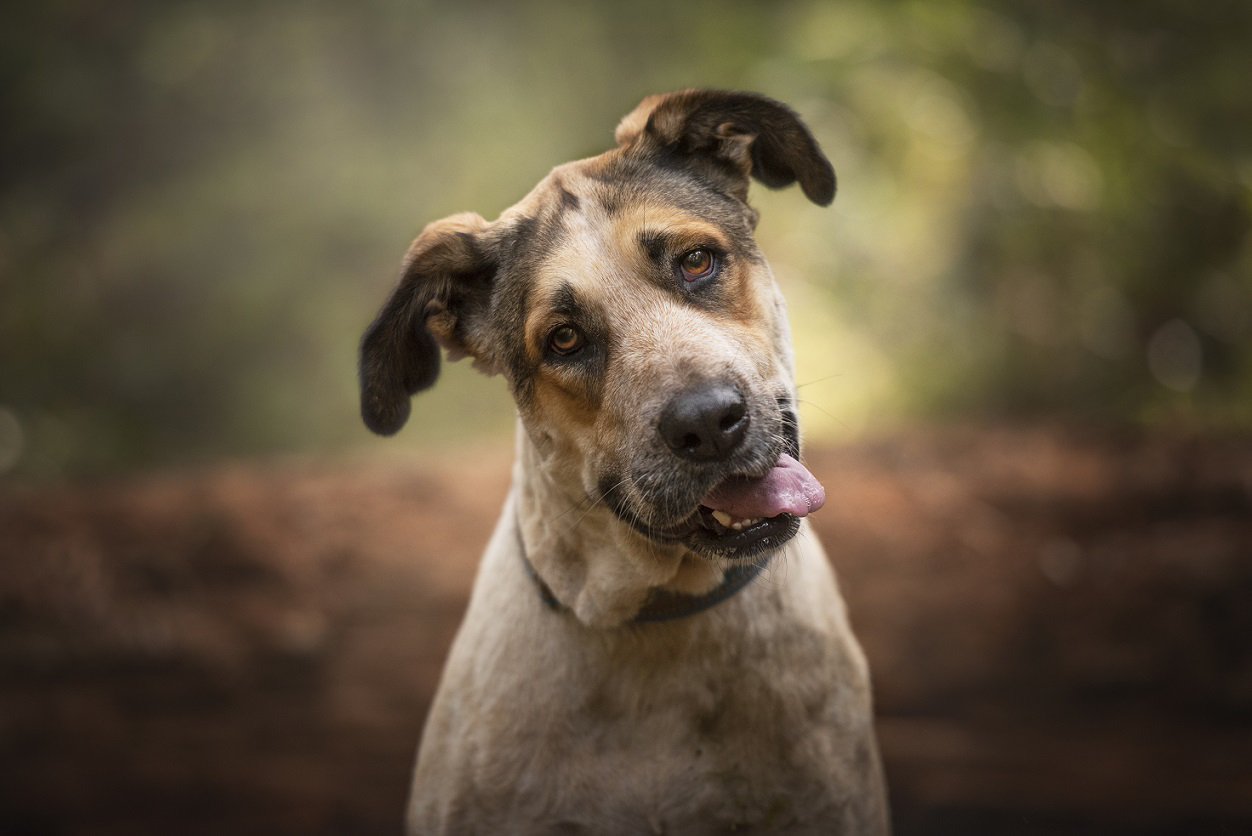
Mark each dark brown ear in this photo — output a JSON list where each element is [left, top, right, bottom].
[[615, 89, 835, 206], [358, 212, 494, 436]]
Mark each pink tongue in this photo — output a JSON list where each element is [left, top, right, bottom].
[[701, 453, 826, 519]]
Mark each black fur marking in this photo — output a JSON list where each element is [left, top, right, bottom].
[[492, 215, 537, 261], [778, 397, 800, 459], [540, 282, 607, 406], [497, 277, 536, 406], [634, 227, 733, 312], [558, 185, 581, 212], [550, 282, 579, 318], [638, 230, 668, 265], [599, 194, 622, 216], [638, 90, 836, 206], [485, 217, 543, 406], [358, 226, 495, 436]]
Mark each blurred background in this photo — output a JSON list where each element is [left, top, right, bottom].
[[3, 0, 1250, 476], [1, 0, 1250, 834]]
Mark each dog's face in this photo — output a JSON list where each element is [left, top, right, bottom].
[[360, 90, 834, 560]]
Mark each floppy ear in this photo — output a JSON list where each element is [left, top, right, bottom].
[[358, 212, 494, 436], [615, 89, 835, 206]]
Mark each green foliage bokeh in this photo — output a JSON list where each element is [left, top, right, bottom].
[[1, 0, 1249, 477]]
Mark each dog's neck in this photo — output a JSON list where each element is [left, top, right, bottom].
[[511, 424, 729, 628]]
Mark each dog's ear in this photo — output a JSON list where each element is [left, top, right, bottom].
[[615, 89, 835, 206], [359, 212, 495, 436]]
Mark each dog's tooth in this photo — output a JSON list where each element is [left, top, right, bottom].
[[711, 510, 733, 528], [731, 521, 744, 531]]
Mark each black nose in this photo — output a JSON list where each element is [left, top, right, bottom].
[[658, 383, 749, 462]]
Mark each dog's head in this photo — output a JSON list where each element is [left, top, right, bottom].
[[360, 90, 833, 560]]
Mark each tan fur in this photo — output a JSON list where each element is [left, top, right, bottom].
[[411, 505, 885, 834], [367, 91, 889, 834]]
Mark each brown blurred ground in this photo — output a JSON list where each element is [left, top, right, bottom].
[[1, 426, 1250, 835]]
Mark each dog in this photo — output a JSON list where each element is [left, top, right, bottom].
[[359, 89, 888, 835]]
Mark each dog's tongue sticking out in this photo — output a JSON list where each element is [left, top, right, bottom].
[[702, 453, 826, 519]]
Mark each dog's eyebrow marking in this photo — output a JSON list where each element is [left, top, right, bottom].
[[558, 186, 581, 212], [527, 281, 589, 350], [528, 279, 607, 407], [634, 222, 730, 262], [639, 231, 667, 264], [550, 176, 582, 215], [493, 215, 537, 264], [550, 281, 581, 317], [629, 222, 737, 310]]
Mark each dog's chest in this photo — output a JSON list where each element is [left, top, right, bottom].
[[434, 613, 869, 833]]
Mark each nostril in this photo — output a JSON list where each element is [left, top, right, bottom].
[[718, 403, 746, 432]]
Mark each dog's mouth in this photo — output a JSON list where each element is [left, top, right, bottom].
[[663, 452, 826, 559], [601, 402, 824, 559]]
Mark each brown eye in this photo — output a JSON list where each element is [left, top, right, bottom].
[[679, 248, 716, 281], [548, 325, 585, 356]]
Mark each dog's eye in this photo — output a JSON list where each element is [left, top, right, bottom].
[[679, 249, 716, 282], [548, 325, 585, 357]]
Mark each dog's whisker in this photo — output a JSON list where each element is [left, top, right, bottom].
[[796, 372, 846, 389], [795, 398, 850, 432], [562, 475, 631, 535], [552, 492, 597, 523]]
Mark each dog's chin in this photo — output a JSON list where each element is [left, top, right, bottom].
[[684, 509, 803, 560], [652, 505, 803, 561]]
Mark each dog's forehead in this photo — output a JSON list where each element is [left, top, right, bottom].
[[494, 152, 749, 301], [502, 152, 745, 239]]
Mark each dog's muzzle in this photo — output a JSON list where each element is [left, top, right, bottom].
[[605, 394, 825, 560]]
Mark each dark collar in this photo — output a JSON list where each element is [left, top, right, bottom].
[[514, 518, 770, 624]]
